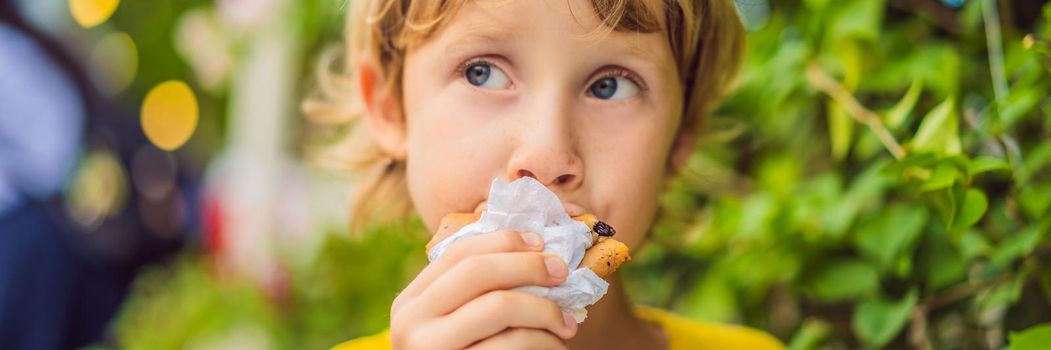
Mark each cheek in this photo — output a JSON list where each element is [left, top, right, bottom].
[[584, 107, 680, 250], [595, 135, 671, 250], [404, 134, 509, 231], [400, 68, 512, 232]]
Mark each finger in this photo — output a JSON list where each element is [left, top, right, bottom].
[[400, 230, 544, 299], [467, 328, 568, 350], [426, 290, 576, 349], [414, 252, 568, 317]]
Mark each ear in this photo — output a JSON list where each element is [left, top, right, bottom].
[[359, 61, 408, 160], [666, 127, 698, 179]]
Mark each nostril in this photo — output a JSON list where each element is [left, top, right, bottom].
[[555, 174, 574, 185], [518, 169, 536, 179]]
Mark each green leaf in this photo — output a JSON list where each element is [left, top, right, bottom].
[[1009, 323, 1051, 350], [967, 156, 1011, 178], [854, 205, 928, 272], [958, 229, 993, 261], [788, 319, 831, 350], [999, 88, 1042, 128], [881, 153, 937, 177], [1022, 143, 1051, 183], [884, 78, 923, 129], [1018, 183, 1051, 218], [991, 226, 1044, 267], [829, 0, 884, 41], [925, 238, 965, 291], [1041, 268, 1051, 305], [920, 163, 959, 191], [978, 272, 1028, 313], [925, 185, 962, 230], [738, 193, 776, 240], [820, 163, 890, 239], [757, 155, 803, 198], [681, 273, 740, 323], [961, 0, 984, 31], [852, 290, 918, 348], [952, 189, 988, 232], [1045, 1, 1051, 22], [804, 0, 831, 12], [805, 259, 879, 302], [912, 98, 962, 155]]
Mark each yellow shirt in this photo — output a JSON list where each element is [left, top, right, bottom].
[[332, 306, 784, 350]]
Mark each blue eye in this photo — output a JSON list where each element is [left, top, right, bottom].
[[588, 76, 639, 100], [464, 62, 511, 90]]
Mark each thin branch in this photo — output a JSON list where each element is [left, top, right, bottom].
[[806, 62, 907, 159], [909, 308, 933, 350], [919, 275, 1009, 312], [983, 0, 1009, 102]]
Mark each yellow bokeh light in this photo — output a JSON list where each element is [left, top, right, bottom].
[[67, 150, 128, 228], [70, 0, 120, 29], [142, 80, 199, 151], [91, 32, 138, 95]]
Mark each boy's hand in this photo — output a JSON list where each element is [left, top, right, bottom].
[[390, 230, 577, 349]]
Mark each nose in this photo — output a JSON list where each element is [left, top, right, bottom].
[[508, 147, 584, 190], [505, 109, 584, 191]]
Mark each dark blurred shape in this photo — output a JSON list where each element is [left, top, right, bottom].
[[0, 2, 191, 348]]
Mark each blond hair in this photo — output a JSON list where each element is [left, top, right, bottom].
[[303, 0, 746, 232]]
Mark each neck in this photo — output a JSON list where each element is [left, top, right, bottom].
[[567, 275, 667, 350]]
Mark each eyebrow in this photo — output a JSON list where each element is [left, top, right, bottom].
[[586, 32, 676, 76], [442, 27, 520, 56]]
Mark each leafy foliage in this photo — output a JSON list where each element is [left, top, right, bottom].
[[630, 0, 1051, 348], [115, 0, 1051, 349], [116, 221, 428, 349]]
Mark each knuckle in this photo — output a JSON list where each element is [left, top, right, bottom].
[[459, 255, 490, 276], [396, 323, 436, 350], [391, 292, 418, 321], [391, 292, 407, 313], [442, 244, 467, 263], [389, 300, 422, 341], [482, 290, 518, 309], [403, 330, 428, 350], [389, 309, 411, 336], [499, 230, 525, 250], [389, 311, 406, 332], [543, 300, 563, 322], [504, 328, 534, 342]]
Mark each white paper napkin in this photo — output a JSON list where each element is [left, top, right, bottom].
[[427, 177, 609, 322]]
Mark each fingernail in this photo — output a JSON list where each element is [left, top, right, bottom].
[[563, 312, 578, 329], [520, 231, 542, 248], [545, 255, 567, 279]]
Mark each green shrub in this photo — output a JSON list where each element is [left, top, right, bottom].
[[629, 1, 1051, 348], [116, 1, 1051, 349]]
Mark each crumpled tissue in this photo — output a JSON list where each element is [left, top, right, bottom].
[[427, 177, 609, 322]]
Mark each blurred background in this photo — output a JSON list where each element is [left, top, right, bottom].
[[0, 0, 1049, 349]]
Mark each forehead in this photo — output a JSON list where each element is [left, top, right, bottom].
[[427, 0, 671, 63], [444, 0, 665, 30]]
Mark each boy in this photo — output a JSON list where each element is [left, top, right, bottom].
[[306, 0, 784, 348]]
